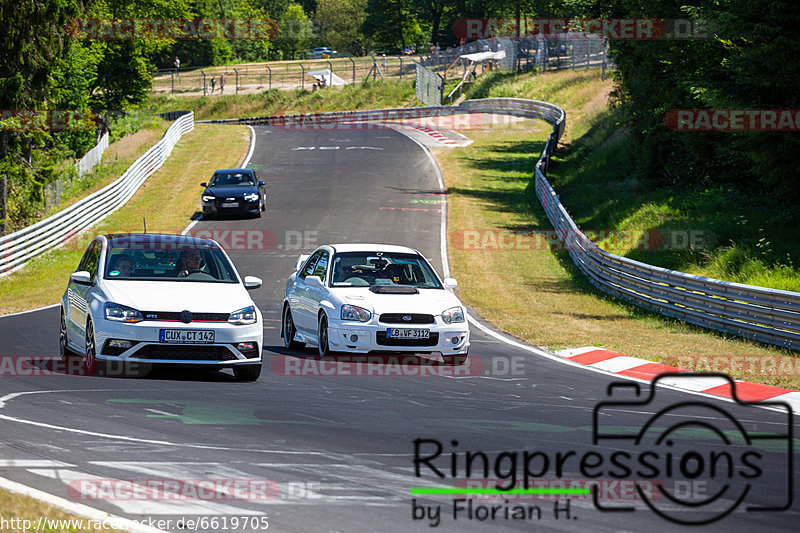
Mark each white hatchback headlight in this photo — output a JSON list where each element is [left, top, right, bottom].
[[441, 306, 465, 324], [228, 305, 257, 325], [341, 304, 371, 322], [243, 192, 259, 202], [104, 302, 143, 323]]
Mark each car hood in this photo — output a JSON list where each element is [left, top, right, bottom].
[[332, 287, 462, 315], [103, 280, 253, 313], [205, 185, 256, 197]]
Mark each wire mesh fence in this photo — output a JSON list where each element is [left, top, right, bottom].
[[152, 38, 612, 100], [415, 62, 444, 107], [152, 56, 416, 96]]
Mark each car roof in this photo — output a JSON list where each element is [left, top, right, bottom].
[[104, 233, 220, 249], [213, 168, 254, 174], [329, 243, 420, 254]]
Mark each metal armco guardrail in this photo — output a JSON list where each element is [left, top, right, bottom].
[[0, 112, 194, 277], [75, 131, 110, 177], [211, 98, 800, 351], [463, 98, 800, 351]]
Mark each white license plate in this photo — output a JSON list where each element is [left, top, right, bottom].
[[387, 328, 430, 339], [159, 329, 215, 343], [222, 202, 238, 208]]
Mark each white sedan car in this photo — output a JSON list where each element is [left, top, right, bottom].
[[281, 244, 470, 362], [60, 233, 264, 381]]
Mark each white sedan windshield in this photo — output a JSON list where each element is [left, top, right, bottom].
[[330, 252, 442, 289]]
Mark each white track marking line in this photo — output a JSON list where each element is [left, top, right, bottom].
[[0, 303, 59, 319], [0, 460, 74, 467]]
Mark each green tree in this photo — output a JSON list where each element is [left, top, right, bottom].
[[362, 0, 422, 52], [275, 3, 313, 59], [315, 0, 369, 55]]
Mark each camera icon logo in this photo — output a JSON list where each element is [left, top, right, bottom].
[[592, 373, 793, 525]]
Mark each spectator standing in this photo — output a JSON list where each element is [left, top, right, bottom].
[[174, 56, 180, 76], [219, 73, 226, 94], [210, 76, 216, 94]]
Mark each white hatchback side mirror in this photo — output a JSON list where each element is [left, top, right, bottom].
[[70, 271, 93, 286], [243, 276, 262, 290], [443, 277, 458, 289]]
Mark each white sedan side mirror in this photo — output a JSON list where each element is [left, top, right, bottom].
[[443, 277, 458, 289], [306, 275, 324, 288], [243, 276, 262, 290]]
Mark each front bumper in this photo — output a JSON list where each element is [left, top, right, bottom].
[[202, 199, 260, 216], [326, 318, 469, 355], [94, 319, 263, 365]]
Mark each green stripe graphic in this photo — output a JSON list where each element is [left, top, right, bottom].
[[410, 487, 589, 495]]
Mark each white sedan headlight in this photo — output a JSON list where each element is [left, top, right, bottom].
[[441, 306, 465, 324], [341, 304, 371, 322], [104, 302, 143, 323], [243, 192, 259, 202], [228, 305, 257, 325]]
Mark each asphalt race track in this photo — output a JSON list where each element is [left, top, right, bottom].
[[0, 125, 798, 532]]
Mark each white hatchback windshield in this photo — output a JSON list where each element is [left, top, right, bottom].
[[104, 241, 238, 283]]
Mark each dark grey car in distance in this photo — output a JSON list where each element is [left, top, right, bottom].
[[201, 168, 267, 218]]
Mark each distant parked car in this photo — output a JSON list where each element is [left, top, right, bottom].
[[201, 168, 266, 219], [307, 47, 337, 59]]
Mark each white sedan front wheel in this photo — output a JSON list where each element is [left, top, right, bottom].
[[317, 314, 331, 356]]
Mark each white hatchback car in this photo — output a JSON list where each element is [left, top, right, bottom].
[[282, 244, 470, 362], [60, 233, 264, 380]]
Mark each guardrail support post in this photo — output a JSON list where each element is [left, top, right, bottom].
[[326, 60, 332, 83], [233, 68, 239, 94], [300, 64, 305, 89], [349, 57, 355, 84], [266, 65, 272, 90], [0, 173, 6, 236], [201, 71, 206, 96], [170, 71, 174, 94]]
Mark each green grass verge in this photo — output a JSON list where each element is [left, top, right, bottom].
[[149, 79, 416, 121], [7, 116, 169, 234], [0, 487, 128, 533], [438, 69, 799, 389], [0, 123, 249, 315]]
